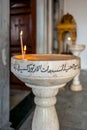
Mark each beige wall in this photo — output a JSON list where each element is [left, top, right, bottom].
[[64, 0, 87, 70]]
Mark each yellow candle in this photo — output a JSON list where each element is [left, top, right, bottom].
[[24, 45, 26, 54], [22, 45, 26, 59], [20, 30, 24, 58]]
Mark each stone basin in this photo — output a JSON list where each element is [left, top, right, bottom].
[[11, 54, 80, 130], [69, 44, 85, 55], [11, 54, 80, 87], [69, 44, 85, 51]]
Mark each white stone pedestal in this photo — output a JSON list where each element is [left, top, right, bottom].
[[70, 73, 82, 91], [25, 84, 65, 130], [11, 54, 80, 130], [69, 44, 85, 91]]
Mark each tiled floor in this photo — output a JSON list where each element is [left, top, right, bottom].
[[10, 70, 87, 130], [57, 70, 87, 130]]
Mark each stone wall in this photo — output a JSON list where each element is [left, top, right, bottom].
[[0, 0, 13, 129]]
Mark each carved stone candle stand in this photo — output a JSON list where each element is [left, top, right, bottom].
[[11, 54, 80, 130], [69, 44, 85, 91]]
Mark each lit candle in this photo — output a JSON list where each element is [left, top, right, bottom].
[[23, 45, 26, 58], [20, 30, 24, 58]]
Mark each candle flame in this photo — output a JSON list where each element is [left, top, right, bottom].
[[23, 45, 26, 55], [24, 45, 26, 52], [67, 37, 71, 41], [20, 30, 23, 36]]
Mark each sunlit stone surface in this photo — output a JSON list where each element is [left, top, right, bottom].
[[11, 54, 80, 130]]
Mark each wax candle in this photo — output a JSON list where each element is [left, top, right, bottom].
[[23, 45, 26, 58], [20, 30, 24, 58]]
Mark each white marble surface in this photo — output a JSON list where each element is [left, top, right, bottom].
[[11, 54, 80, 130], [69, 44, 85, 56], [69, 44, 85, 91], [11, 54, 80, 87]]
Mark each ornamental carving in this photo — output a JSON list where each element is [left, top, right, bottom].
[[57, 13, 77, 53]]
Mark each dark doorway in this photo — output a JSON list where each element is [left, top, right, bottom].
[[10, 0, 36, 90]]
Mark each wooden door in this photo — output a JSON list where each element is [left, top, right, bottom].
[[10, 0, 36, 90]]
